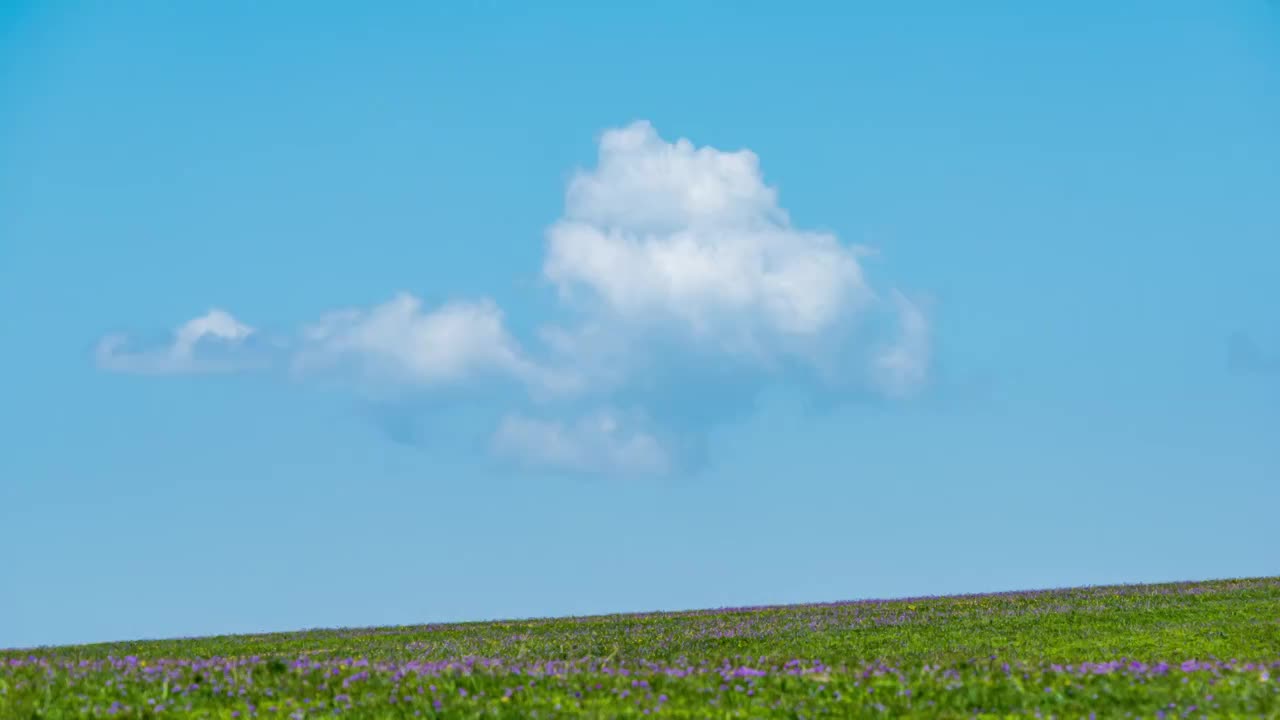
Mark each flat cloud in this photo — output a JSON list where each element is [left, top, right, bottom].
[[491, 411, 669, 476], [96, 121, 932, 475], [290, 293, 574, 394], [95, 309, 259, 375], [871, 291, 932, 398]]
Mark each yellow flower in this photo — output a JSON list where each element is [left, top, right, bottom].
[[501, 696, 510, 703]]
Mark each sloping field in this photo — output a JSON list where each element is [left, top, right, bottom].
[[3, 576, 1278, 718]]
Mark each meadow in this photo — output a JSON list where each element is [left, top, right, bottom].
[[3, 576, 1278, 718]]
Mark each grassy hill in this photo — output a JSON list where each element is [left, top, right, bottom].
[[3, 576, 1278, 717]]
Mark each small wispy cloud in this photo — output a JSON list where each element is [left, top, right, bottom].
[[96, 121, 936, 475], [290, 293, 576, 395], [491, 410, 669, 476], [870, 291, 932, 398], [95, 309, 262, 375]]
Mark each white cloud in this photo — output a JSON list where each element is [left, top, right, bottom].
[[544, 121, 873, 350], [99, 293, 579, 395], [491, 410, 669, 475], [870, 291, 931, 398], [95, 309, 257, 375], [292, 293, 539, 387], [95, 121, 935, 473]]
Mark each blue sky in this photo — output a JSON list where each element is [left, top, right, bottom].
[[2, 1, 1278, 649]]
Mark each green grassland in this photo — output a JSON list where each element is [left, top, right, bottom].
[[3, 576, 1278, 718]]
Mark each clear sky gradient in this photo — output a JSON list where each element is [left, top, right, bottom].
[[2, 1, 1278, 649]]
